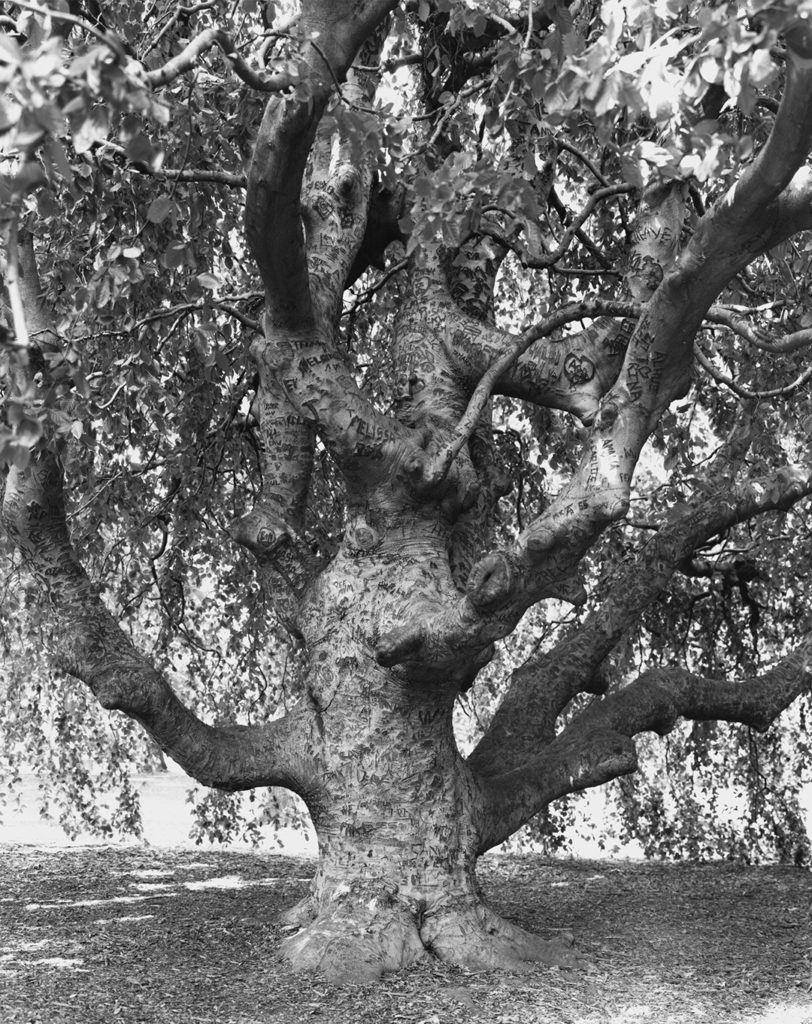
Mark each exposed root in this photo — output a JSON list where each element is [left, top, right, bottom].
[[280, 891, 582, 980], [421, 902, 582, 972], [281, 891, 428, 983], [279, 894, 317, 930]]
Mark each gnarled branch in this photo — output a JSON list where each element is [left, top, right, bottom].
[[476, 631, 812, 853], [468, 465, 812, 782]]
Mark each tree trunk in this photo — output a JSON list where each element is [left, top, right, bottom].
[[278, 513, 575, 982]]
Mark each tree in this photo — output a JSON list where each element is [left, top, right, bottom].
[[2, 0, 812, 983]]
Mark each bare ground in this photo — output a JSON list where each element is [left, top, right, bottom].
[[0, 844, 810, 1024]]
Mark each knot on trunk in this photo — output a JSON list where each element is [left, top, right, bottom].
[[466, 552, 515, 612], [230, 506, 294, 558]]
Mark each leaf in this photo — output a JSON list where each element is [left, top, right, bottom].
[[126, 133, 158, 169], [71, 366, 91, 398], [14, 417, 42, 447], [0, 98, 18, 134], [196, 273, 219, 290], [620, 155, 645, 189], [164, 242, 188, 269], [748, 48, 776, 88], [36, 190, 59, 218], [697, 55, 722, 84], [71, 108, 109, 154], [11, 162, 46, 197], [146, 196, 174, 224], [0, 34, 22, 66]]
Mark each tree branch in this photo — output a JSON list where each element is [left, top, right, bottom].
[[468, 464, 812, 788], [425, 299, 639, 486], [706, 304, 812, 354], [476, 631, 812, 853], [722, 48, 812, 219], [694, 343, 812, 399], [2, 453, 315, 791], [144, 27, 298, 92], [525, 185, 634, 270], [377, 186, 692, 673], [1, 238, 316, 793], [302, 29, 388, 329], [97, 142, 246, 187], [376, 51, 812, 679], [141, 1, 218, 60], [439, 302, 639, 425], [239, 0, 424, 567]]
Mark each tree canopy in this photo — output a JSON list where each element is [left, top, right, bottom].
[[1, 0, 812, 980]]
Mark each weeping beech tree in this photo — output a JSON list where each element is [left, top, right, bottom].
[[2, 0, 812, 981]]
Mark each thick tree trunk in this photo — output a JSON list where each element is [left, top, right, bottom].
[[277, 517, 575, 982]]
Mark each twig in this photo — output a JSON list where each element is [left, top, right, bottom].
[[550, 266, 622, 277], [426, 299, 640, 483], [355, 53, 423, 74], [145, 27, 297, 92], [481, 184, 633, 270], [694, 343, 812, 398], [557, 139, 611, 187], [526, 184, 633, 268], [343, 259, 407, 317], [549, 187, 612, 269], [141, 1, 218, 59], [11, 0, 119, 52], [308, 38, 378, 114], [97, 142, 246, 186], [214, 302, 260, 332], [705, 305, 812, 354]]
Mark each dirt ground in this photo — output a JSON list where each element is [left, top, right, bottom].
[[0, 844, 810, 1024]]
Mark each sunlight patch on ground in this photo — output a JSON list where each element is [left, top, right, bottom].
[[95, 914, 155, 925], [25, 874, 315, 911], [22, 956, 85, 969], [746, 1001, 812, 1023], [599, 1006, 654, 1022], [182, 874, 311, 891], [182, 874, 247, 890], [0, 939, 49, 953], [0, 938, 86, 974], [594, 1001, 722, 1022], [25, 891, 180, 910], [0, 953, 85, 970]]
